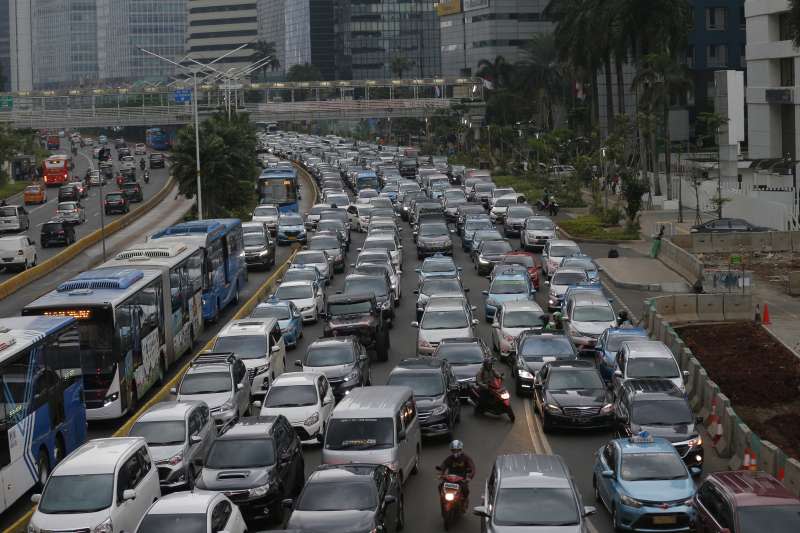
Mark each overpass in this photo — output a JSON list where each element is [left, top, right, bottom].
[[0, 77, 485, 129]]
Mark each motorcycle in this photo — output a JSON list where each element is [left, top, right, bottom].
[[469, 375, 515, 422], [435, 466, 467, 530], [139, 159, 146, 171], [143, 170, 150, 184]]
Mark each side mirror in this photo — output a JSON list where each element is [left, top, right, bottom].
[[31, 494, 41, 504], [410, 321, 419, 328], [613, 370, 623, 378], [471, 305, 477, 311], [359, 353, 368, 361], [190, 435, 203, 444], [601, 470, 615, 479], [472, 319, 479, 325], [294, 360, 303, 368], [435, 465, 443, 472], [696, 416, 704, 425], [583, 506, 597, 517], [415, 268, 421, 273], [384, 494, 397, 505], [271, 345, 281, 353], [492, 323, 500, 329], [357, 247, 362, 252], [463, 287, 470, 292], [690, 466, 703, 477], [544, 280, 550, 286], [473, 505, 490, 518], [413, 289, 419, 294], [122, 489, 137, 502], [457, 266, 463, 271], [282, 498, 294, 509], [252, 400, 262, 409], [236, 383, 244, 390], [170, 387, 177, 395], [481, 290, 489, 296], [683, 370, 690, 380]]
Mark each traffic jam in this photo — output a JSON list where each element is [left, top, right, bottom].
[[13, 130, 800, 533]]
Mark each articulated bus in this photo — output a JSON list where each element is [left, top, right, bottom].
[[42, 155, 73, 187], [149, 219, 247, 323], [0, 316, 87, 512], [100, 241, 205, 366], [257, 167, 299, 213], [23, 268, 168, 420]]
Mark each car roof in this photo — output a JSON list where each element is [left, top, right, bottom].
[[499, 300, 543, 312], [272, 371, 324, 387], [219, 318, 277, 336], [135, 400, 203, 423], [332, 386, 413, 417], [709, 471, 800, 506], [622, 379, 684, 398], [279, 280, 314, 288], [621, 340, 673, 359], [617, 435, 678, 455], [425, 296, 468, 311], [220, 416, 278, 439], [548, 239, 578, 247], [309, 336, 355, 348], [571, 292, 612, 307], [552, 267, 587, 277], [495, 454, 571, 489], [54, 437, 145, 476], [308, 463, 382, 483], [606, 327, 648, 338]]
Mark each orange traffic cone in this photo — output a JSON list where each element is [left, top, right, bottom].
[[749, 451, 758, 471], [762, 304, 771, 325], [743, 448, 752, 470], [778, 467, 785, 481]]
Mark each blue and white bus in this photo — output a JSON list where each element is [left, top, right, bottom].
[[149, 219, 247, 322], [23, 268, 168, 420], [0, 315, 87, 512], [355, 170, 380, 192], [257, 167, 299, 213], [145, 127, 172, 151]]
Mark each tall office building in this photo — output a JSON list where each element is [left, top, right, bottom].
[[256, 0, 285, 79], [438, 0, 551, 77], [187, 0, 259, 71], [334, 0, 441, 80], [0, 0, 10, 91], [9, 0, 32, 91]]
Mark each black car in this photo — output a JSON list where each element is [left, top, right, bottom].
[[399, 157, 418, 179], [193, 415, 304, 524], [532, 360, 614, 432], [120, 182, 143, 202], [285, 464, 404, 533], [243, 230, 276, 269], [57, 184, 79, 202], [296, 337, 371, 400], [432, 337, 488, 400], [614, 379, 704, 470], [414, 220, 453, 259], [690, 217, 772, 233], [40, 220, 76, 247], [386, 358, 461, 438], [104, 191, 130, 214], [474, 239, 514, 276], [149, 152, 166, 168], [513, 333, 577, 395], [323, 293, 390, 361], [342, 274, 394, 322]]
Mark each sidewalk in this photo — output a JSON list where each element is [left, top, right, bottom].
[[596, 255, 691, 292]]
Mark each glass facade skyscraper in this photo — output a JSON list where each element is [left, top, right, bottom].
[[0, 0, 10, 91], [334, 0, 441, 80], [31, 0, 98, 88]]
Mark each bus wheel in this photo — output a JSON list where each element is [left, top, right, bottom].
[[36, 449, 50, 489]]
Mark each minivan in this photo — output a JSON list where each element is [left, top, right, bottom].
[[30, 437, 161, 533], [212, 318, 286, 397], [0, 204, 30, 233], [323, 386, 421, 484]]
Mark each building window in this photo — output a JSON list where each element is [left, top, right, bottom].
[[706, 44, 727, 67], [705, 7, 727, 31], [739, 6, 746, 30], [685, 45, 694, 68], [781, 58, 795, 87], [779, 12, 793, 42]]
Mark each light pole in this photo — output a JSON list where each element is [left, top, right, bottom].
[[601, 146, 608, 209]]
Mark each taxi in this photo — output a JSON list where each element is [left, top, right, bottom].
[[23, 183, 47, 205]]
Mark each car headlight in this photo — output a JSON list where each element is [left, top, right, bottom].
[[167, 452, 184, 466], [343, 368, 360, 382], [544, 403, 561, 414], [517, 369, 533, 379], [687, 436, 703, 447], [92, 518, 113, 533], [304, 412, 320, 426], [620, 494, 643, 508], [601, 403, 614, 414], [221, 400, 236, 412], [254, 364, 270, 376], [430, 404, 449, 416], [259, 249, 270, 256], [249, 483, 271, 498], [301, 304, 315, 312], [478, 256, 490, 264]]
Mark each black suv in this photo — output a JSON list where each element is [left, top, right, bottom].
[[120, 182, 143, 202], [323, 293, 390, 361], [104, 191, 130, 214], [414, 220, 453, 259], [149, 152, 165, 168], [613, 379, 704, 471], [532, 360, 614, 432], [386, 358, 461, 438], [40, 220, 76, 247], [193, 415, 304, 524], [296, 337, 370, 400], [57, 184, 79, 202]]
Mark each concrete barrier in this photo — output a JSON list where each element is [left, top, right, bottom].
[[783, 458, 800, 497], [678, 346, 692, 370], [686, 358, 705, 410], [759, 440, 781, 478], [699, 379, 721, 421], [671, 234, 692, 249], [793, 231, 800, 252], [672, 294, 698, 322], [654, 295, 675, 316], [657, 238, 704, 284], [788, 271, 800, 296], [697, 294, 725, 321], [723, 293, 753, 320], [728, 421, 753, 471], [657, 315, 670, 343], [713, 402, 735, 458], [692, 233, 715, 253]]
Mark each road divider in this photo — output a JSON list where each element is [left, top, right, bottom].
[[0, 176, 176, 302]]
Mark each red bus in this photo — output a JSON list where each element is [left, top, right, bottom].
[[46, 134, 60, 150], [43, 155, 72, 186]]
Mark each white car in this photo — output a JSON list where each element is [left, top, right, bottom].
[[542, 239, 581, 277], [135, 491, 246, 533], [491, 300, 545, 360], [361, 235, 402, 269], [0, 235, 36, 272], [521, 216, 557, 251], [134, 143, 147, 155], [252, 204, 279, 234], [272, 280, 325, 323], [213, 318, 286, 398], [412, 296, 478, 355], [259, 372, 335, 443]]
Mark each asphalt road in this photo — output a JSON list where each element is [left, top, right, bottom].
[[0, 139, 171, 281]]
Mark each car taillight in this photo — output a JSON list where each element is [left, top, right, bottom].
[[17, 250, 23, 255]]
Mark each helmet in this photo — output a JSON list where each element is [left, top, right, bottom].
[[482, 357, 494, 369], [618, 310, 629, 321], [450, 440, 464, 453], [552, 311, 563, 320]]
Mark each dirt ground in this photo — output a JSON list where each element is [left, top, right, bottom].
[[700, 251, 800, 288], [679, 322, 800, 459]]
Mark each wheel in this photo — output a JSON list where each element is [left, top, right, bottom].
[[396, 494, 405, 531], [593, 476, 601, 502], [36, 449, 50, 489], [611, 506, 622, 532], [233, 285, 240, 305], [32, 255, 37, 267], [410, 450, 420, 475]]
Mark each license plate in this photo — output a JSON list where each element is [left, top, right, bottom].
[[443, 482, 460, 490], [653, 515, 677, 525], [287, 236, 296, 241]]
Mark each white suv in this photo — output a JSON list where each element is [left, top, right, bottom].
[[0, 235, 37, 271], [259, 372, 335, 443]]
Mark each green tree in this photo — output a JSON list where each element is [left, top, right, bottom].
[[620, 169, 649, 230], [514, 32, 567, 130], [248, 40, 281, 81], [286, 63, 323, 82], [389, 55, 415, 79], [170, 112, 258, 219], [476, 56, 513, 90], [0, 124, 30, 184]]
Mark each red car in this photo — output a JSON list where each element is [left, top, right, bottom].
[[693, 470, 800, 532], [500, 251, 541, 289]]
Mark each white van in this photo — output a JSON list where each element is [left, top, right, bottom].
[[212, 317, 286, 397], [0, 235, 37, 271], [0, 205, 30, 233], [322, 386, 421, 483], [30, 437, 161, 533]]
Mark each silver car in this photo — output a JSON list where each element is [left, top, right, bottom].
[[252, 204, 279, 234], [491, 300, 545, 360], [293, 250, 332, 283], [546, 267, 589, 311], [272, 280, 325, 323], [521, 216, 557, 251], [542, 239, 580, 277], [412, 296, 478, 355]]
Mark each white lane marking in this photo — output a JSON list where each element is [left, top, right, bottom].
[[523, 399, 542, 454], [601, 278, 638, 322]]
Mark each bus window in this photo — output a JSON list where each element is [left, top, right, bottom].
[[44, 325, 83, 385], [187, 250, 203, 292], [0, 348, 32, 427]]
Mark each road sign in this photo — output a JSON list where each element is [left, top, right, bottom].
[[173, 89, 192, 103], [730, 254, 742, 265], [0, 95, 13, 109]]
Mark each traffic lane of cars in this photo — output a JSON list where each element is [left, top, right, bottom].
[[0, 146, 171, 280]]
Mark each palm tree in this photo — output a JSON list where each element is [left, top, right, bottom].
[[248, 40, 280, 81], [389, 55, 415, 79], [515, 33, 567, 130], [287, 63, 323, 82], [476, 56, 513, 90]]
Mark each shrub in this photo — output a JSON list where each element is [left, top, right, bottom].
[[560, 215, 639, 240]]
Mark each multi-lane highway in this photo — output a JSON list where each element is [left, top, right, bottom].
[[0, 139, 172, 281]]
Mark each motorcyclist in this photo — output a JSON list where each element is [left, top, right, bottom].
[[475, 357, 502, 406], [543, 311, 564, 332], [439, 440, 475, 504], [139, 158, 146, 171], [617, 310, 633, 327]]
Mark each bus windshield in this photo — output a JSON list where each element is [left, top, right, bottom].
[[259, 177, 297, 204]]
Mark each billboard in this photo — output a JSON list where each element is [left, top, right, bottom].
[[463, 0, 489, 11], [436, 0, 462, 16]]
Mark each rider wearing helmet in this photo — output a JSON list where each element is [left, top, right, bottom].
[[617, 310, 633, 327], [439, 440, 475, 502], [543, 311, 564, 332], [475, 357, 501, 392]]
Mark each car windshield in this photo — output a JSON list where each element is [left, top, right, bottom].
[[436, 344, 484, 364], [387, 372, 444, 397], [206, 438, 275, 469], [493, 488, 579, 526], [504, 310, 544, 328], [420, 223, 449, 237], [179, 372, 231, 395], [280, 215, 303, 226], [213, 335, 266, 359], [490, 279, 528, 295], [631, 400, 693, 426], [482, 241, 513, 254], [550, 245, 580, 257], [503, 255, 534, 267], [297, 481, 377, 511], [606, 334, 646, 351], [364, 239, 396, 251], [306, 345, 355, 366], [39, 474, 114, 514], [572, 305, 615, 322], [264, 385, 318, 407], [328, 300, 373, 316], [465, 220, 493, 232], [244, 233, 266, 246], [737, 505, 800, 532], [527, 218, 554, 230], [129, 420, 186, 446], [254, 206, 278, 217], [423, 260, 455, 273], [58, 202, 77, 210], [627, 358, 679, 379], [136, 514, 206, 533], [475, 183, 494, 192], [620, 452, 687, 481], [344, 277, 388, 297], [295, 252, 327, 264], [325, 418, 394, 450], [310, 237, 339, 249], [275, 284, 314, 300], [494, 198, 517, 207], [318, 221, 344, 232], [548, 370, 604, 390], [519, 337, 575, 360], [422, 279, 462, 295], [421, 310, 468, 329], [252, 305, 291, 320], [552, 272, 587, 285], [507, 207, 533, 218]]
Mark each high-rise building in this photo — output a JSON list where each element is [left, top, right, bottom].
[[438, 0, 551, 77], [0, 0, 11, 91], [334, 0, 441, 80], [256, 0, 285, 79], [8, 0, 32, 91], [187, 0, 259, 71]]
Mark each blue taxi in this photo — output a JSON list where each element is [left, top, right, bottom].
[[249, 299, 303, 348]]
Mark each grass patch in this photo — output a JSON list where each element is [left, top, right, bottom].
[[0, 182, 29, 201], [560, 215, 639, 240], [493, 175, 543, 203]]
